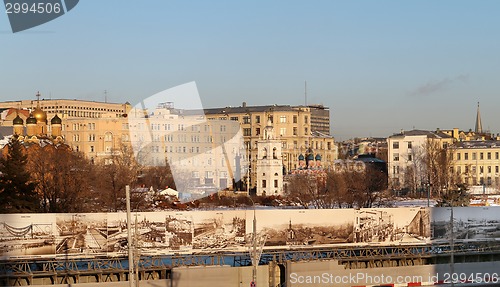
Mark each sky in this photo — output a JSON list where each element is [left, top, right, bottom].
[[1, 1, 500, 140]]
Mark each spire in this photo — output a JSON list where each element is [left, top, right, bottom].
[[475, 102, 483, 134]]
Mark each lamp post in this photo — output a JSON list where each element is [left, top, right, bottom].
[[126, 185, 135, 287], [248, 196, 257, 287]]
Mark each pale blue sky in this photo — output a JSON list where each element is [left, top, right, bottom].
[[1, 1, 500, 140]]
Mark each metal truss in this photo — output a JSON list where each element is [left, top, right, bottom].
[[2, 241, 500, 285]]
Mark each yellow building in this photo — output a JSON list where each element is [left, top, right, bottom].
[[453, 141, 500, 188], [185, 103, 337, 187]]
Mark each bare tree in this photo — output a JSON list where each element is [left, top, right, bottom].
[[424, 139, 457, 199], [93, 144, 140, 211], [27, 144, 93, 212]]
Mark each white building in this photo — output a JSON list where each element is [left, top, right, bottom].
[[128, 103, 244, 197], [255, 120, 284, 196], [387, 129, 454, 190]]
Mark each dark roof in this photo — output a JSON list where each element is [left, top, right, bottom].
[[389, 129, 454, 139], [455, 140, 500, 149], [355, 154, 386, 164], [183, 104, 300, 116]]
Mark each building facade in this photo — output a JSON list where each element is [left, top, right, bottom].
[[255, 120, 283, 196], [186, 102, 336, 188], [387, 129, 454, 190], [453, 141, 500, 188]]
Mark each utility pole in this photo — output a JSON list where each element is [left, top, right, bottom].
[[126, 185, 135, 287]]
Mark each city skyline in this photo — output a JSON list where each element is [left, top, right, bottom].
[[1, 1, 500, 140]]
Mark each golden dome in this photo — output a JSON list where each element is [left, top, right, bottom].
[[32, 107, 47, 122]]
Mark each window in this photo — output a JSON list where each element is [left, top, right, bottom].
[[280, 116, 286, 123], [262, 180, 266, 188], [90, 146, 94, 153], [393, 153, 399, 161], [488, 166, 492, 173], [269, 116, 273, 123], [408, 154, 412, 161], [488, 152, 491, 160], [293, 115, 298, 123], [393, 142, 399, 149], [480, 152, 484, 160], [407, 142, 412, 149], [274, 180, 278, 188], [256, 128, 260, 135], [88, 134, 95, 142], [243, 128, 251, 136], [472, 153, 476, 160], [293, 127, 298, 135], [304, 127, 308, 134], [496, 166, 499, 173], [243, 116, 251, 124], [255, 115, 260, 123], [457, 153, 461, 160], [465, 153, 469, 160], [220, 125, 226, 132], [496, 152, 499, 160], [294, 141, 298, 149], [230, 116, 238, 121], [480, 166, 484, 174], [457, 166, 461, 174], [280, 128, 286, 136], [393, 166, 399, 174], [304, 116, 308, 124]]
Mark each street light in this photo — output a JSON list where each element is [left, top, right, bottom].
[[247, 196, 257, 287]]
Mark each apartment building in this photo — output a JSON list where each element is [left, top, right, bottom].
[[387, 129, 454, 189], [185, 102, 337, 187], [453, 141, 500, 188]]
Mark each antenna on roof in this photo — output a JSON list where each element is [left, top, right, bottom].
[[304, 80, 307, 106]]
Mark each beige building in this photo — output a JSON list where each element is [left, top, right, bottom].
[[453, 141, 500, 188], [387, 129, 454, 189], [185, 103, 337, 188], [0, 97, 129, 120]]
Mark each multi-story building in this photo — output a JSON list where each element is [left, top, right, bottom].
[[1, 96, 336, 193], [0, 97, 129, 120], [453, 141, 500, 188], [185, 102, 337, 188], [387, 129, 454, 189], [126, 104, 243, 194]]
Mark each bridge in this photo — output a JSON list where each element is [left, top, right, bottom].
[[2, 241, 500, 286]]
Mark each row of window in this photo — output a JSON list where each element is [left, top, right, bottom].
[[243, 126, 308, 137], [392, 141, 412, 149], [456, 151, 500, 161], [238, 115, 307, 124]]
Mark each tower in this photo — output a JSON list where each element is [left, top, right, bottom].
[[32, 92, 47, 136], [13, 113, 24, 136], [50, 114, 62, 138], [255, 118, 283, 196], [475, 102, 483, 134]]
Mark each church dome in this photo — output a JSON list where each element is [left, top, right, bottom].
[[26, 114, 37, 124], [32, 107, 47, 122], [306, 154, 314, 161], [51, 114, 62, 125], [298, 154, 305, 161], [13, 115, 24, 125], [315, 154, 322, 161]]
